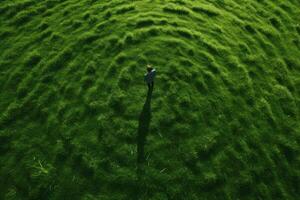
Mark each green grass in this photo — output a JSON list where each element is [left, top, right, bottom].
[[1, 0, 300, 199]]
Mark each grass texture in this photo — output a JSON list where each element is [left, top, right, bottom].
[[1, 0, 300, 199]]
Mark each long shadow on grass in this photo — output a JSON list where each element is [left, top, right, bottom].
[[136, 87, 153, 198]]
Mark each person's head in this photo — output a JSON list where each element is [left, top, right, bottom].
[[147, 64, 153, 72]]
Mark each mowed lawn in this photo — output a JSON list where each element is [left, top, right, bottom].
[[0, 0, 300, 199]]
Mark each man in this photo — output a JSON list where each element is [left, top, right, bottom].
[[144, 64, 156, 90]]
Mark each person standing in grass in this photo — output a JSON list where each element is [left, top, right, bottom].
[[144, 64, 156, 90]]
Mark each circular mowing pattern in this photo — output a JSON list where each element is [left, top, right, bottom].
[[0, 0, 300, 199]]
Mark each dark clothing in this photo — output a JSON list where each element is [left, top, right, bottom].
[[144, 68, 156, 91], [144, 69, 156, 84], [147, 81, 154, 90]]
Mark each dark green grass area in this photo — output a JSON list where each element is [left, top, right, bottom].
[[1, 0, 300, 199]]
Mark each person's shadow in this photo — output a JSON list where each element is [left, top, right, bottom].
[[135, 87, 153, 198]]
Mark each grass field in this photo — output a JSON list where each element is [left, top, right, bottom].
[[1, 0, 300, 199]]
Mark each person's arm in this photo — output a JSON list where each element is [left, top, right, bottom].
[[152, 69, 156, 77]]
